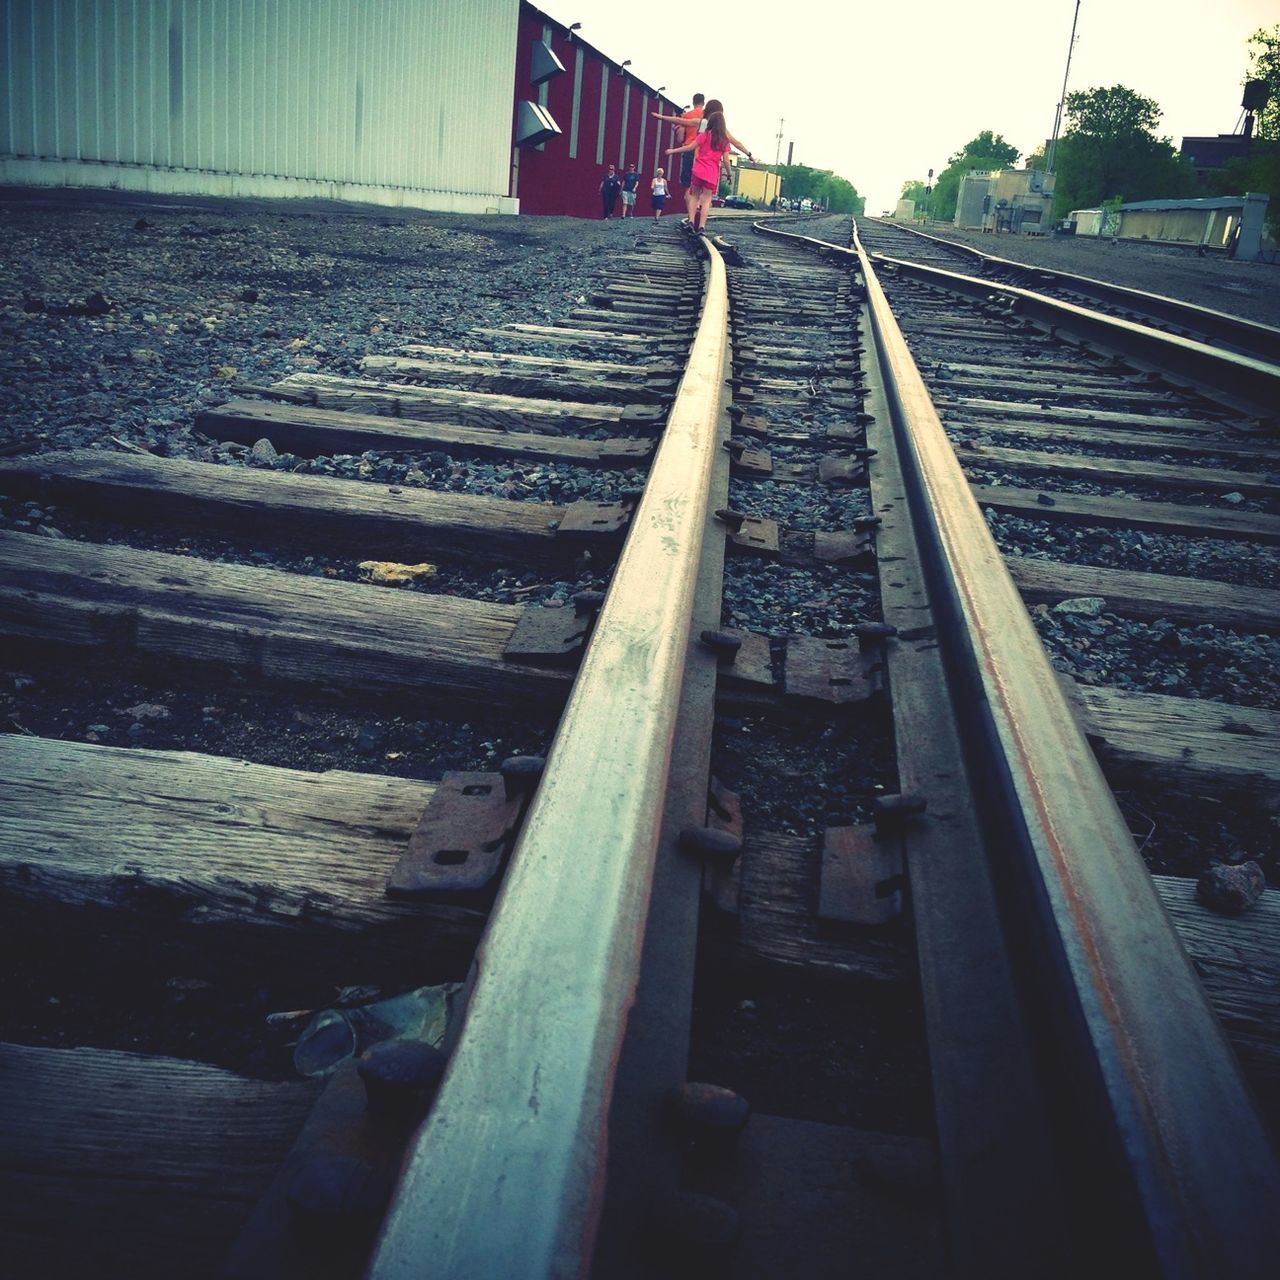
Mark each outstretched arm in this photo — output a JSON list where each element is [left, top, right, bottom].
[[726, 132, 753, 161], [651, 111, 687, 125], [665, 139, 697, 156]]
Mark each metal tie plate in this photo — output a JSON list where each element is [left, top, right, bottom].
[[727, 516, 779, 558], [813, 528, 876, 567], [504, 605, 594, 667], [710, 628, 776, 689], [818, 457, 867, 486], [388, 772, 524, 896], [783, 635, 884, 705], [818, 824, 905, 925], [728, 446, 773, 478], [555, 500, 632, 543]]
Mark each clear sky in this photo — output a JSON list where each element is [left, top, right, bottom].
[[534, 0, 1276, 211]]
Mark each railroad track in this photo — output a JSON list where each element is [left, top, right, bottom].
[[856, 216, 1280, 362], [2, 207, 1280, 1278]]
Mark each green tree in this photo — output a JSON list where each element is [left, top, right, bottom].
[[1050, 85, 1196, 218], [899, 179, 928, 208], [1246, 24, 1279, 140], [764, 163, 864, 213]]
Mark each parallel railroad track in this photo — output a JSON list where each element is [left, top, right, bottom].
[[856, 215, 1280, 362], [2, 208, 1279, 1278]]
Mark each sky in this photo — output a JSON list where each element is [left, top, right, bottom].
[[534, 0, 1276, 211]]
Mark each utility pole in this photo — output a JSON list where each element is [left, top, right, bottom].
[[1046, 0, 1081, 175], [774, 118, 784, 168]]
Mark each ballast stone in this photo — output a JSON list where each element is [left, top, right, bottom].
[[1197, 861, 1266, 915]]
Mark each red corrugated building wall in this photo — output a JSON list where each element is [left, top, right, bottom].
[[511, 4, 686, 218]]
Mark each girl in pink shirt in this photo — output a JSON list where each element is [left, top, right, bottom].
[[666, 99, 752, 233]]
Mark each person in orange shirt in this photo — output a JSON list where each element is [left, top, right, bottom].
[[652, 93, 704, 221]]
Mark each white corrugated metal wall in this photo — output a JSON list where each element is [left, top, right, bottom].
[[0, 0, 520, 212]]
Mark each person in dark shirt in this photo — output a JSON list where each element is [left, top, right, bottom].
[[600, 164, 622, 219], [620, 162, 640, 219]]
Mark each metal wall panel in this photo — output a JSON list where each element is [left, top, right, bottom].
[[0, 0, 520, 211]]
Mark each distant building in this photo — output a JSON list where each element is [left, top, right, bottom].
[[732, 164, 781, 206], [0, 0, 687, 219], [1, 0, 523, 214], [1179, 135, 1254, 187], [512, 4, 683, 217], [1180, 79, 1271, 187], [892, 199, 916, 221], [1067, 193, 1270, 260]]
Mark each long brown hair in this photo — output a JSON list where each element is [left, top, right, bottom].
[[702, 99, 727, 149]]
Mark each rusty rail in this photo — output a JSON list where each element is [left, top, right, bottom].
[[748, 214, 1280, 1273]]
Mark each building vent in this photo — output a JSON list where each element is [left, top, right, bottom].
[[530, 40, 566, 86], [516, 101, 562, 147]]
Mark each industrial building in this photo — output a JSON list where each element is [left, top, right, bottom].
[[731, 163, 781, 208], [510, 5, 680, 217], [0, 0, 683, 219], [954, 167, 1055, 234], [1067, 193, 1271, 261], [1180, 78, 1272, 188]]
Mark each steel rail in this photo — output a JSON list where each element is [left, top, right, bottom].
[[366, 240, 730, 1280], [867, 251, 1280, 411], [749, 216, 1280, 1272], [868, 218, 1280, 364]]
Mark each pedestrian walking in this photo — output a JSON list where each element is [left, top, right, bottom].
[[650, 168, 669, 221], [620, 162, 640, 219], [600, 164, 622, 219], [665, 100, 752, 234]]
